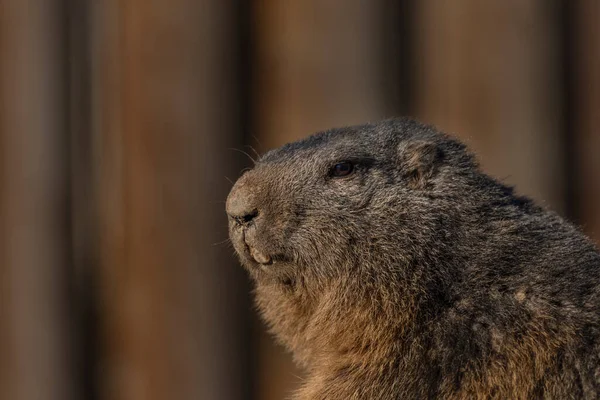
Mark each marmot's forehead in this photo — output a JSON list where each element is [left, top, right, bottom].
[[259, 124, 367, 163], [259, 120, 411, 164]]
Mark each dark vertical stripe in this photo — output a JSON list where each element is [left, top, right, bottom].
[[382, 0, 415, 116], [65, 0, 100, 399], [559, 0, 578, 224], [236, 1, 257, 398]]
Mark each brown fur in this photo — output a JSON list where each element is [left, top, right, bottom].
[[227, 119, 600, 399]]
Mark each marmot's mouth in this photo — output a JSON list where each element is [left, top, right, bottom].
[[230, 224, 292, 269], [240, 229, 273, 266]]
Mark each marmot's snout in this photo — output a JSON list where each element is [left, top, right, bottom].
[[226, 175, 258, 224], [226, 171, 275, 267]]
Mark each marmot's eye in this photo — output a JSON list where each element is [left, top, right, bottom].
[[331, 161, 354, 177]]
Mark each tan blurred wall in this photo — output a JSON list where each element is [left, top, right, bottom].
[[574, 1, 600, 242], [92, 1, 252, 400], [254, 0, 393, 149], [414, 1, 565, 213], [0, 1, 73, 400]]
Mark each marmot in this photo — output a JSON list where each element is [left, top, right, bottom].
[[226, 118, 600, 399]]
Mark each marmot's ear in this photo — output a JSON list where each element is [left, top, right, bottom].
[[397, 141, 443, 189]]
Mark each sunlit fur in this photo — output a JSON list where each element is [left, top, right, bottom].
[[227, 118, 600, 399]]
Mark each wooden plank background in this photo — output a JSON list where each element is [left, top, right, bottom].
[[414, 1, 565, 213], [0, 1, 598, 399], [0, 2, 73, 400]]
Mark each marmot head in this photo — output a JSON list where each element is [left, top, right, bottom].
[[225, 118, 501, 367], [226, 119, 476, 288]]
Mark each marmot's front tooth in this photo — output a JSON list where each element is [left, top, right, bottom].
[[249, 246, 272, 265]]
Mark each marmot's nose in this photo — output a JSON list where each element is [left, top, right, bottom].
[[226, 180, 259, 225]]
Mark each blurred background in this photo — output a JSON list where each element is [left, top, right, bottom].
[[0, 1, 598, 399]]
